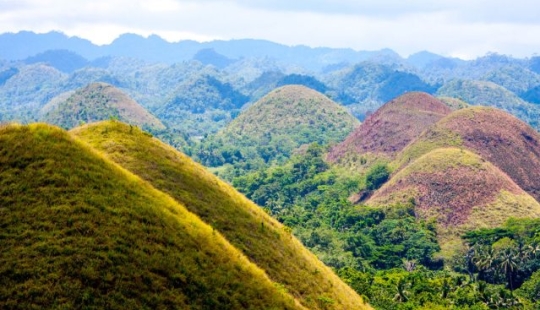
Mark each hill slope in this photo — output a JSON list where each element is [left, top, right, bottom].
[[40, 82, 165, 130], [71, 120, 369, 310], [436, 79, 540, 130], [0, 123, 303, 309], [394, 106, 540, 202], [368, 147, 540, 254], [199, 85, 359, 167], [328, 92, 451, 168]]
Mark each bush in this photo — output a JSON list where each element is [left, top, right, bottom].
[[365, 163, 390, 190]]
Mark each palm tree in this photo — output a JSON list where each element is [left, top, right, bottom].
[[497, 248, 519, 291]]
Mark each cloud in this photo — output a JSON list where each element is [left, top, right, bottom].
[[0, 0, 538, 58]]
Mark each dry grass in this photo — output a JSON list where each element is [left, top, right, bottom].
[[71, 120, 370, 310]]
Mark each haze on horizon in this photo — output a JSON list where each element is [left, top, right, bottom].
[[0, 0, 539, 59]]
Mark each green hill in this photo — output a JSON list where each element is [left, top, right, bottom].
[[198, 85, 359, 168], [71, 120, 369, 310], [393, 106, 540, 202], [0, 123, 303, 309], [40, 82, 165, 130], [368, 147, 540, 256]]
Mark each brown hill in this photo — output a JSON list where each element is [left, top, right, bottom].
[[327, 92, 451, 167], [368, 148, 540, 255], [394, 106, 540, 202], [40, 82, 165, 130]]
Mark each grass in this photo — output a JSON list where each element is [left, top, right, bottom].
[[0, 123, 304, 309], [71, 120, 370, 310], [41, 82, 165, 130], [368, 147, 540, 258]]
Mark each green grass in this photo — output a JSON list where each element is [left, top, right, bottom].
[[71, 120, 370, 310], [0, 123, 304, 309]]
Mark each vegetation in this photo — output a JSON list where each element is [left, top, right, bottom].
[[71, 121, 368, 309], [0, 123, 304, 309], [40, 82, 165, 130], [195, 85, 359, 178]]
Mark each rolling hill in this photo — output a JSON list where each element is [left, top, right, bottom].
[[0, 123, 303, 309], [71, 120, 369, 309], [327, 92, 452, 170], [368, 147, 540, 255], [394, 106, 540, 202], [437, 79, 540, 130], [198, 85, 359, 167], [40, 82, 165, 130]]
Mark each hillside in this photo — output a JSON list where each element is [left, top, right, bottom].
[[328, 92, 451, 169], [368, 147, 540, 255], [437, 79, 540, 129], [394, 106, 540, 202], [71, 120, 369, 310], [40, 82, 165, 130], [0, 123, 303, 309], [197, 85, 359, 168]]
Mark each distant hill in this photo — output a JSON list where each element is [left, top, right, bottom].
[[24, 49, 88, 73], [0, 64, 65, 121], [192, 48, 236, 69], [155, 74, 249, 135], [437, 79, 540, 129], [328, 92, 451, 169], [328, 63, 437, 119], [198, 85, 359, 167], [368, 147, 540, 255], [0, 30, 399, 70], [71, 120, 368, 310], [40, 82, 165, 130], [0, 123, 304, 309], [394, 107, 540, 202]]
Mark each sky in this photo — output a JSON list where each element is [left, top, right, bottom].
[[0, 0, 539, 59]]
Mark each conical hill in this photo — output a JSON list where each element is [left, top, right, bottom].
[[71, 120, 369, 310], [0, 123, 302, 309], [368, 147, 540, 255], [394, 106, 540, 202], [328, 92, 451, 169], [40, 82, 165, 130]]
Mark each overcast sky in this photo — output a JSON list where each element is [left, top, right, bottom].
[[1, 0, 539, 59]]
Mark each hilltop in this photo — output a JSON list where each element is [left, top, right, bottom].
[[71, 120, 369, 310], [197, 85, 359, 168], [327, 92, 451, 169], [368, 147, 540, 255], [437, 79, 540, 130], [40, 82, 165, 130], [0, 123, 303, 309], [394, 106, 540, 202]]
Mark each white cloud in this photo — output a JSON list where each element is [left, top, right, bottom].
[[0, 0, 539, 58]]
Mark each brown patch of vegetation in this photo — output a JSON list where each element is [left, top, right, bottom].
[[328, 92, 451, 163], [396, 106, 540, 201]]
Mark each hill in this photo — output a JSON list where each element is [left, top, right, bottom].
[[436, 79, 540, 129], [327, 92, 451, 169], [71, 120, 369, 309], [394, 107, 540, 202], [198, 85, 359, 168], [0, 123, 303, 309], [40, 82, 165, 130], [368, 147, 540, 255]]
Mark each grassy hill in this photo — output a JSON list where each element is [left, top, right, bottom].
[[197, 85, 359, 168], [0, 123, 304, 309], [394, 106, 540, 202], [40, 82, 165, 130], [436, 79, 540, 130], [328, 92, 451, 170], [368, 147, 540, 256], [71, 120, 369, 310]]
